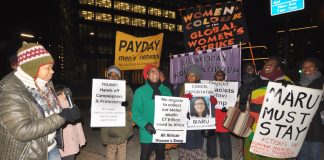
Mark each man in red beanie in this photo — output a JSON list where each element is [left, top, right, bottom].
[[132, 64, 172, 160]]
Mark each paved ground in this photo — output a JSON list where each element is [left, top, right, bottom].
[[75, 108, 324, 160], [75, 108, 244, 160]]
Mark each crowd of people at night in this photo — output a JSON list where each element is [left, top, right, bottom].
[[0, 42, 323, 160]]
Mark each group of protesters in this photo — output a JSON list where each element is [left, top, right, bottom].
[[0, 42, 323, 160]]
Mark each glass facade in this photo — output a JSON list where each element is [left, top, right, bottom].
[[96, 13, 112, 22], [148, 20, 162, 29], [76, 0, 183, 85], [96, 0, 112, 8], [81, 11, 94, 20]]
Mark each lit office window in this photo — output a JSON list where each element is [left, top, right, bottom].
[[148, 7, 162, 17], [177, 25, 183, 32], [163, 10, 176, 19], [96, 0, 112, 8], [148, 20, 162, 29], [114, 1, 131, 12], [114, 15, 131, 25], [132, 18, 146, 27], [133, 4, 146, 14], [79, 0, 95, 5], [163, 23, 175, 31], [81, 10, 94, 20], [96, 13, 112, 22], [79, 0, 87, 4]]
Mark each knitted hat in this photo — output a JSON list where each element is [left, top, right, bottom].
[[17, 43, 54, 79], [186, 64, 202, 79], [107, 65, 121, 78], [143, 64, 157, 80]]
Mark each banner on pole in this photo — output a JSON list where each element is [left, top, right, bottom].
[[170, 45, 241, 86], [115, 31, 163, 70], [181, 1, 249, 52]]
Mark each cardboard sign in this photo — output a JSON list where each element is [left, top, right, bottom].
[[250, 82, 322, 158], [201, 80, 239, 109], [90, 79, 126, 127], [153, 96, 188, 143], [185, 83, 216, 130]]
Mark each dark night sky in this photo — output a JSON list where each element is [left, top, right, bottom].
[[0, 0, 54, 77], [1, 0, 52, 41]]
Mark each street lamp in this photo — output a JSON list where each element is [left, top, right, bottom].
[[20, 33, 34, 38]]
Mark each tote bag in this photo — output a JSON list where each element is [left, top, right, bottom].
[[223, 95, 254, 137]]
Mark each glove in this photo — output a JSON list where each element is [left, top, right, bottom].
[[59, 106, 82, 122], [201, 130, 215, 138], [221, 107, 228, 112], [281, 81, 289, 87], [187, 112, 190, 120], [210, 96, 217, 105], [121, 101, 129, 107], [144, 123, 156, 135], [183, 93, 193, 100]]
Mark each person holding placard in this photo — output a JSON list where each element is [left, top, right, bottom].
[[100, 65, 134, 160], [175, 64, 205, 160], [297, 58, 324, 160], [240, 56, 293, 159], [207, 70, 232, 160], [132, 64, 172, 160]]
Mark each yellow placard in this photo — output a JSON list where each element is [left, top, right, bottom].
[[115, 31, 164, 70]]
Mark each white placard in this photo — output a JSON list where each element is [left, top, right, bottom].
[[90, 79, 126, 127], [185, 83, 216, 130], [201, 80, 239, 109], [153, 96, 188, 143], [250, 82, 322, 158]]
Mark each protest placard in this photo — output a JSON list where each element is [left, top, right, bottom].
[[201, 80, 238, 109], [153, 96, 188, 143], [90, 79, 126, 127], [185, 83, 216, 130], [250, 82, 323, 158]]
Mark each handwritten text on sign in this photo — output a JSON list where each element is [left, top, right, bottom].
[[250, 82, 322, 158], [90, 79, 126, 127]]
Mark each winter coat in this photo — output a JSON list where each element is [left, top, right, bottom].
[[101, 85, 134, 144], [299, 76, 324, 142], [132, 82, 172, 143], [0, 73, 65, 160], [59, 123, 86, 157], [58, 98, 86, 157]]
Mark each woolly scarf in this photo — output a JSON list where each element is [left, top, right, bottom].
[[259, 69, 284, 81], [299, 71, 322, 86], [14, 67, 60, 115], [147, 80, 161, 99]]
